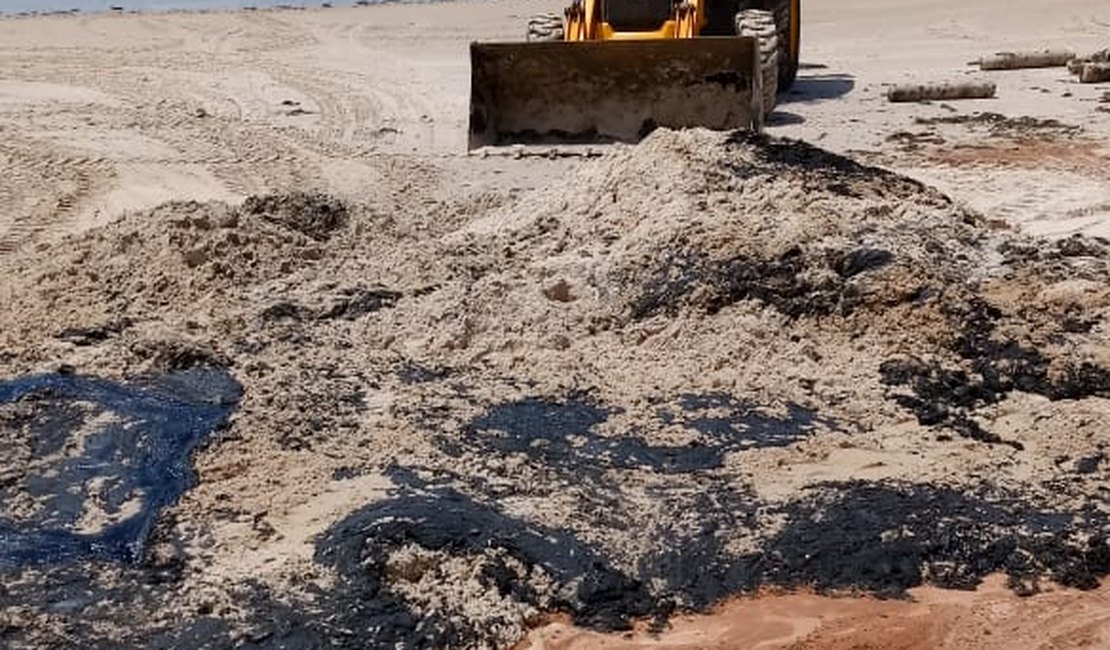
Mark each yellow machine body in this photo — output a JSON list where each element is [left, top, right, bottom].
[[564, 0, 706, 40], [469, 37, 760, 149], [469, 0, 807, 149]]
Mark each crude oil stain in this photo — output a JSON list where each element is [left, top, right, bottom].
[[463, 394, 834, 474], [0, 368, 240, 566]]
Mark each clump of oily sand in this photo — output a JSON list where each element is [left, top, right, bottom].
[[0, 192, 352, 373], [1, 192, 346, 316], [383, 544, 556, 647], [412, 130, 987, 354], [2, 130, 1110, 650]]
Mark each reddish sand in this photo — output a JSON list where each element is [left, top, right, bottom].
[[520, 576, 1110, 650]]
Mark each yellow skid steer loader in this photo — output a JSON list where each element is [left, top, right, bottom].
[[468, 0, 800, 149]]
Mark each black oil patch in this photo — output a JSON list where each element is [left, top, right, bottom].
[[305, 480, 1110, 646], [317, 286, 402, 320], [666, 392, 834, 451], [764, 482, 1110, 596], [259, 286, 402, 323], [634, 480, 763, 609], [881, 299, 1110, 447], [0, 368, 240, 566], [315, 489, 654, 638], [996, 235, 1110, 266], [879, 358, 1025, 449], [258, 301, 311, 322], [631, 481, 1110, 607], [836, 248, 894, 278], [914, 112, 1082, 138], [129, 339, 229, 373], [1075, 453, 1104, 475], [460, 395, 830, 475], [630, 246, 882, 320], [4, 478, 1109, 649], [396, 361, 453, 385], [331, 466, 364, 481], [724, 132, 958, 208]]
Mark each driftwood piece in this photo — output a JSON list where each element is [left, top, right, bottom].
[[976, 49, 1075, 70], [1069, 49, 1110, 78], [1089, 48, 1110, 63], [1079, 63, 1110, 84], [887, 81, 997, 103]]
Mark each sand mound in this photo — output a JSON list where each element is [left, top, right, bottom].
[[436, 130, 983, 337], [2, 130, 1110, 649]]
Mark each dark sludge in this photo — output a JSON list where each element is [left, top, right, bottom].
[[0, 367, 240, 566], [460, 393, 835, 474]]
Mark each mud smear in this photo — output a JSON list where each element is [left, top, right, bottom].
[[766, 482, 1110, 596], [0, 368, 240, 566]]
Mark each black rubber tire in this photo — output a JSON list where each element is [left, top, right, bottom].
[[735, 8, 779, 118], [526, 13, 564, 42], [772, 0, 799, 90]]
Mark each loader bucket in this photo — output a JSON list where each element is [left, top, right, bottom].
[[468, 37, 761, 150]]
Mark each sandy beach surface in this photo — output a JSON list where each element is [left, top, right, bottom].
[[0, 0, 1107, 249], [1, 1, 1110, 648]]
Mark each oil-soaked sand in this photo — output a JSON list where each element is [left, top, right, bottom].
[[1, 1, 1110, 647]]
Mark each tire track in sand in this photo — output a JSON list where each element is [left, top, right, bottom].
[[0, 133, 113, 254]]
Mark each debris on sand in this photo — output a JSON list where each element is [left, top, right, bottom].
[[974, 49, 1074, 71], [1078, 62, 1110, 83], [887, 81, 997, 102], [1068, 48, 1110, 82], [2, 130, 1110, 648], [914, 112, 1082, 138]]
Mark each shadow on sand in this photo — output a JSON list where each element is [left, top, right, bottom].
[[770, 71, 856, 125]]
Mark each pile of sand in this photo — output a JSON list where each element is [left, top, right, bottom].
[[2, 130, 1109, 649]]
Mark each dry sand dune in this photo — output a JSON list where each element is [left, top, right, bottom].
[[1, 1, 1110, 649]]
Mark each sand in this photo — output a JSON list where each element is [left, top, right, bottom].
[[524, 575, 1110, 650], [1, 1, 1110, 649], [0, 0, 1108, 250]]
